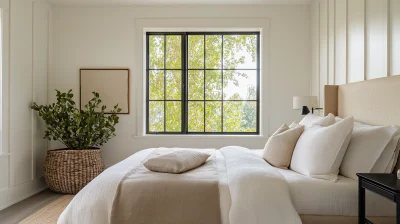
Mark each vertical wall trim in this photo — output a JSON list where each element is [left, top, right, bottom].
[[31, 0, 35, 181], [326, 0, 329, 85], [7, 0, 11, 189], [46, 6, 50, 109], [387, 0, 391, 76], [345, 0, 349, 84], [310, 2, 313, 95], [333, 0, 336, 85], [45, 4, 49, 157], [317, 1, 321, 104], [364, 0, 367, 81], [8, 0, 12, 188]]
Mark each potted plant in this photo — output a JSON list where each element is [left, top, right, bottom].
[[31, 89, 121, 194]]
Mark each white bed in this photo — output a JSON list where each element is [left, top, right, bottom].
[[59, 147, 395, 224], [250, 150, 396, 217], [59, 147, 302, 224], [59, 76, 400, 224]]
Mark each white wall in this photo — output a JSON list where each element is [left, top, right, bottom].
[[311, 0, 400, 105], [0, 0, 50, 210], [49, 5, 311, 167]]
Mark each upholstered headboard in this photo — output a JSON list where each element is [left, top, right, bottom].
[[324, 75, 400, 127], [324, 75, 400, 171]]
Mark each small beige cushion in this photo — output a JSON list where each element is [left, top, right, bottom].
[[263, 125, 305, 169], [144, 150, 211, 174], [272, 123, 290, 136], [289, 121, 299, 128]]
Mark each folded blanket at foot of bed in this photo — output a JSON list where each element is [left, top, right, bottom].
[[111, 148, 221, 224]]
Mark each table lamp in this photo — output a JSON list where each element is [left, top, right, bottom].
[[293, 96, 322, 115]]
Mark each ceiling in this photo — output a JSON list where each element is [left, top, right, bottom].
[[48, 0, 312, 6]]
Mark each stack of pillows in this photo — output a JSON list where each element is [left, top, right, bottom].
[[262, 113, 400, 181]]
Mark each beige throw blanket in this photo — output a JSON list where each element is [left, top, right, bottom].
[[110, 149, 221, 224]]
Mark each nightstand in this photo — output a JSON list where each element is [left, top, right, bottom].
[[357, 173, 400, 224]]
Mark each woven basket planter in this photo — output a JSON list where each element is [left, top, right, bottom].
[[43, 149, 105, 194]]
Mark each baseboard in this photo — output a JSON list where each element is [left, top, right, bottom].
[[0, 177, 47, 211]]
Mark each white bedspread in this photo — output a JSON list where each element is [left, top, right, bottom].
[[250, 149, 396, 217], [58, 147, 301, 224]]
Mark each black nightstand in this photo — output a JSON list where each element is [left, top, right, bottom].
[[357, 173, 400, 224]]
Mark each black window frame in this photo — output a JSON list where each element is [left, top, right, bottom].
[[146, 31, 260, 135]]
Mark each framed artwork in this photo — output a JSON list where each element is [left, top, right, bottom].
[[80, 68, 130, 114]]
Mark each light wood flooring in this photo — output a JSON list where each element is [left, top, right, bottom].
[[0, 190, 63, 224]]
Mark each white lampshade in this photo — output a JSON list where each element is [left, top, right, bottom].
[[293, 96, 318, 110]]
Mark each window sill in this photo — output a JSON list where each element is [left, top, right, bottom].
[[133, 134, 266, 139]]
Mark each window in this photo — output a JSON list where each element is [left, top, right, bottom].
[[146, 32, 260, 135]]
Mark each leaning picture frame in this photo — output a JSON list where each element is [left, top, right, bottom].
[[80, 68, 130, 114]]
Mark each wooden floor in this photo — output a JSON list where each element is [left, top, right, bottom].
[[0, 189, 63, 224]]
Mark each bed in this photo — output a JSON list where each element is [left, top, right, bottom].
[[58, 75, 400, 224], [250, 150, 396, 223]]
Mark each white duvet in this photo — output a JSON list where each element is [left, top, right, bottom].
[[58, 146, 301, 224]]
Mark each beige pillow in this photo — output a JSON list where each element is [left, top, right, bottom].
[[263, 125, 305, 169], [289, 121, 299, 128], [144, 150, 211, 174], [272, 123, 290, 136]]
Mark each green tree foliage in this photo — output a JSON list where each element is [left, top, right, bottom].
[[31, 90, 121, 150], [148, 34, 258, 133]]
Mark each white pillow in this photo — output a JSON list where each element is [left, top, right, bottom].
[[340, 123, 399, 180], [384, 136, 400, 173], [299, 113, 320, 126], [299, 113, 335, 127], [372, 131, 400, 173], [290, 116, 354, 181]]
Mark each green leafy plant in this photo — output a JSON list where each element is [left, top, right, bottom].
[[31, 89, 122, 150]]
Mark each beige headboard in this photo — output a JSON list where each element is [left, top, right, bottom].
[[324, 76, 400, 172], [324, 75, 400, 127]]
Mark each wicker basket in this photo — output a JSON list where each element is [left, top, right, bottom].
[[43, 149, 105, 194]]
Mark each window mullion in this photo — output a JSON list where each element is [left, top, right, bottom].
[[163, 34, 166, 132], [203, 35, 206, 133], [221, 34, 224, 133], [182, 33, 187, 134]]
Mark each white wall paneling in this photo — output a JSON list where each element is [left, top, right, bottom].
[[311, 0, 320, 97], [347, 0, 365, 83], [11, 0, 34, 186], [0, 0, 10, 196], [32, 1, 49, 179], [391, 0, 400, 76], [0, 155, 9, 191], [328, 0, 335, 85], [366, 0, 388, 80], [334, 0, 347, 85], [311, 0, 399, 108], [0, 0, 49, 210], [319, 0, 328, 107]]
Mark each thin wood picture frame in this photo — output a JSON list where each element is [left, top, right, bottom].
[[80, 68, 130, 114]]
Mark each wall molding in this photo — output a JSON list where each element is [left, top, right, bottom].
[[311, 0, 398, 105], [0, 0, 50, 210], [387, 0, 391, 76], [0, 177, 46, 211]]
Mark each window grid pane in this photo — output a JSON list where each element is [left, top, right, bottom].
[[147, 32, 259, 134]]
